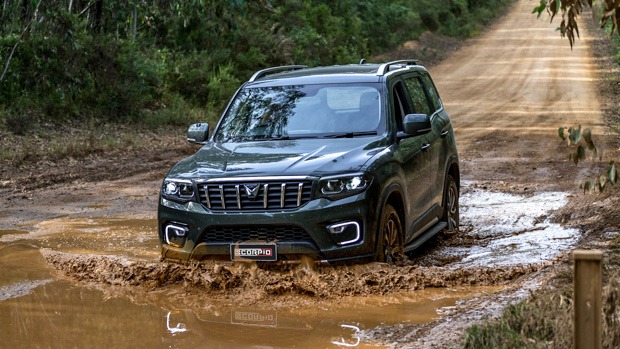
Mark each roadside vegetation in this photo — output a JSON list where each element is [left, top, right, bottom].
[[0, 0, 515, 138]]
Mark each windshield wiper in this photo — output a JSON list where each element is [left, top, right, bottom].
[[251, 134, 319, 141], [322, 131, 378, 138]]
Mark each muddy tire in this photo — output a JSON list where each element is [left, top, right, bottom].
[[444, 175, 459, 232], [376, 204, 404, 263]]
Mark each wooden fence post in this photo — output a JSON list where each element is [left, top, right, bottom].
[[573, 249, 603, 349]]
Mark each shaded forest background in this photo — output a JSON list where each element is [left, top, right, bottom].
[[0, 0, 517, 134]]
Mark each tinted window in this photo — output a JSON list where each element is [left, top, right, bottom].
[[214, 84, 382, 142], [420, 74, 441, 112], [392, 82, 408, 131], [404, 77, 431, 116]]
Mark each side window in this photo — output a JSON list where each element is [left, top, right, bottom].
[[392, 82, 409, 131], [420, 74, 441, 112], [404, 77, 432, 116]]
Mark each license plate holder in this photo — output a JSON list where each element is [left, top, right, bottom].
[[230, 243, 277, 262]]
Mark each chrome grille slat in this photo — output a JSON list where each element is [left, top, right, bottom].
[[280, 183, 286, 208], [204, 185, 211, 209], [235, 185, 241, 209], [219, 185, 226, 210], [198, 180, 313, 211], [297, 183, 303, 207]]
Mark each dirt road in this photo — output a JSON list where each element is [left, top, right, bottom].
[[432, 0, 604, 191], [363, 0, 617, 346], [1, 0, 617, 347]]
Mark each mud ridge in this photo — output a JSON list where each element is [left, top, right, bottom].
[[42, 250, 553, 303]]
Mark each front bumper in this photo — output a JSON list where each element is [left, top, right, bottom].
[[157, 191, 379, 263]]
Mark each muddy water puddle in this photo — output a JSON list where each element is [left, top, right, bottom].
[[0, 212, 160, 260], [0, 240, 497, 348], [434, 183, 580, 268]]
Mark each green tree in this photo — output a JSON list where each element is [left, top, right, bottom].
[[533, 0, 619, 47]]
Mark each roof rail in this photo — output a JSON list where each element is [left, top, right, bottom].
[[248, 65, 308, 82], [376, 59, 419, 76]]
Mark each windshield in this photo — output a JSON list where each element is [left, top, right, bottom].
[[213, 83, 383, 142]]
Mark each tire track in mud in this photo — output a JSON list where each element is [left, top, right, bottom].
[[42, 249, 553, 305]]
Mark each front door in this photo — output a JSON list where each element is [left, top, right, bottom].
[[390, 79, 432, 243]]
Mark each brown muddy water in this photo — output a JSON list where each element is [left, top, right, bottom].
[[1, 213, 161, 260], [0, 241, 499, 348], [0, 184, 581, 347]]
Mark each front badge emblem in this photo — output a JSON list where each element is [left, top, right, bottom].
[[243, 184, 261, 200]]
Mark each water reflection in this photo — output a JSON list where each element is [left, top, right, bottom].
[[166, 311, 189, 335], [332, 325, 361, 347], [160, 306, 369, 348], [215, 84, 383, 143], [144, 287, 496, 348]]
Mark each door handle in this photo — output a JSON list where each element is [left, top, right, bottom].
[[421, 143, 430, 151], [440, 130, 449, 138]]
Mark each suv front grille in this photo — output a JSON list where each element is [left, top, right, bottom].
[[199, 225, 313, 243], [198, 181, 313, 211]]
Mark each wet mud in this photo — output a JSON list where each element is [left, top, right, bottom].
[[42, 249, 547, 306]]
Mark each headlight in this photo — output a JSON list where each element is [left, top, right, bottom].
[[317, 173, 372, 200], [161, 179, 195, 203]]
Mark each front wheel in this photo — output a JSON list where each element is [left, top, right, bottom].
[[444, 175, 459, 232], [376, 204, 404, 263]]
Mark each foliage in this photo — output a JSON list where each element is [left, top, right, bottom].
[[602, 10, 620, 63], [558, 125, 618, 192], [532, 0, 620, 48], [463, 290, 573, 348], [0, 0, 515, 131], [464, 257, 620, 349]]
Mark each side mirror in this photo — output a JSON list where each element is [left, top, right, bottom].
[[187, 123, 209, 144], [402, 113, 431, 136]]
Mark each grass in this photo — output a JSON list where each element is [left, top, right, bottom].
[[1, 149, 15, 160], [463, 271, 573, 348], [464, 233, 620, 349]]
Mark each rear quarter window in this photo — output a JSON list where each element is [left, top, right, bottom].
[[404, 77, 431, 116], [420, 74, 442, 112]]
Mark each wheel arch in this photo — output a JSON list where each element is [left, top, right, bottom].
[[441, 155, 460, 212], [376, 182, 407, 250]]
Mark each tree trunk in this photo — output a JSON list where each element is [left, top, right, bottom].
[[68, 0, 73, 13], [21, 0, 29, 23], [9, 0, 17, 34], [132, 3, 137, 41], [93, 0, 102, 32]]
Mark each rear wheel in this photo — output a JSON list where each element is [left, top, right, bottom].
[[376, 204, 404, 263], [444, 175, 459, 232]]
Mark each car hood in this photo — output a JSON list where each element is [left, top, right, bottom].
[[167, 137, 387, 180]]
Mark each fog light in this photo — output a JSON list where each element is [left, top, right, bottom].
[[327, 221, 360, 245], [165, 224, 188, 248]]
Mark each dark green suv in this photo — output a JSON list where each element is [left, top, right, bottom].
[[158, 60, 459, 264]]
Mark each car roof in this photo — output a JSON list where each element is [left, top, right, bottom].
[[245, 62, 429, 88]]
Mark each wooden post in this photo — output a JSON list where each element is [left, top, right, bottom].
[[573, 250, 603, 349]]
